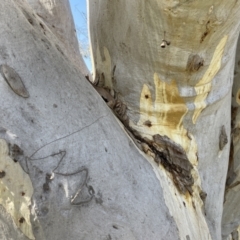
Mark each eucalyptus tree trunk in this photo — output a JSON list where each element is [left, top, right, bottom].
[[0, 0, 240, 240], [89, 1, 240, 240]]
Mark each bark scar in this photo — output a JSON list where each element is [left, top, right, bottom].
[[219, 125, 228, 150], [0, 64, 29, 98]]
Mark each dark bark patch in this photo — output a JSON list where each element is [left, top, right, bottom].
[[112, 225, 118, 229], [200, 31, 209, 43], [226, 108, 238, 189], [200, 191, 207, 203], [150, 134, 194, 195], [39, 22, 45, 30], [0, 171, 6, 178], [143, 120, 152, 127], [55, 44, 64, 56], [219, 125, 228, 150], [43, 182, 50, 192], [120, 122, 194, 195], [20, 8, 36, 26], [186, 54, 204, 72], [19, 217, 25, 224], [200, 20, 211, 43], [226, 137, 236, 188], [8, 143, 24, 161], [0, 64, 29, 98], [231, 106, 238, 128]]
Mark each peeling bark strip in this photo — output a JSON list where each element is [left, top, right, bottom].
[[126, 117, 194, 194], [124, 127, 194, 194], [151, 134, 193, 194], [0, 64, 29, 98]]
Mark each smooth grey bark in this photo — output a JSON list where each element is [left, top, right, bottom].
[[26, 0, 89, 76], [0, 1, 179, 239]]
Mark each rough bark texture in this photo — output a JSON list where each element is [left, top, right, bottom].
[[0, 1, 180, 239], [89, 0, 240, 239]]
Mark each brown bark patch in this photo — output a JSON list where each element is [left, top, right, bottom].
[[143, 120, 152, 127], [0, 64, 29, 98], [200, 20, 210, 43], [219, 125, 228, 150], [186, 54, 204, 72], [236, 89, 240, 105]]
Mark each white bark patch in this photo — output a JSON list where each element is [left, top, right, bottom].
[[193, 35, 228, 124], [0, 139, 34, 240]]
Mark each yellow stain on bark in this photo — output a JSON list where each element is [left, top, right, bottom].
[[136, 75, 209, 240], [137, 73, 197, 165], [192, 35, 228, 124], [0, 139, 35, 240]]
